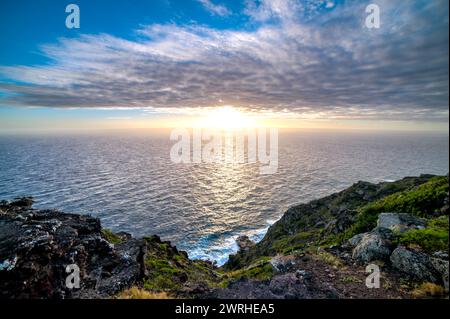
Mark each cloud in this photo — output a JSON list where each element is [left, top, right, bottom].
[[244, 0, 300, 22], [197, 0, 231, 16], [0, 0, 448, 122], [243, 0, 337, 23]]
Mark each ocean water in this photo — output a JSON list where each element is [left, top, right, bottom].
[[0, 130, 448, 265]]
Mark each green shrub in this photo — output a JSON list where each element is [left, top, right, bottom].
[[143, 275, 180, 291], [342, 176, 448, 242], [101, 229, 123, 244], [143, 258, 183, 290], [394, 216, 449, 253], [271, 231, 314, 254], [225, 262, 274, 283]]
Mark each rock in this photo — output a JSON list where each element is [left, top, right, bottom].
[[269, 255, 297, 273], [268, 274, 308, 298], [0, 197, 34, 214], [209, 272, 337, 299], [236, 236, 255, 252], [314, 221, 326, 228], [10, 197, 34, 209], [377, 213, 426, 233], [347, 233, 365, 247], [295, 269, 307, 277], [0, 200, 146, 299], [390, 247, 440, 283], [433, 251, 449, 260], [352, 233, 392, 263], [368, 227, 395, 241], [115, 231, 133, 241], [431, 258, 449, 292], [325, 215, 356, 235], [179, 282, 212, 297]]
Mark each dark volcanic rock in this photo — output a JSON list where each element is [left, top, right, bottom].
[[377, 213, 427, 233], [431, 257, 449, 292], [390, 246, 441, 283], [269, 254, 299, 273], [236, 236, 255, 252], [209, 272, 337, 299], [0, 199, 146, 299], [351, 231, 393, 264]]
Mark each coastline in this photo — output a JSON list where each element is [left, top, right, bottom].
[[1, 174, 448, 299]]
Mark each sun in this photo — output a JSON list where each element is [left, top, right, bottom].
[[194, 106, 258, 129]]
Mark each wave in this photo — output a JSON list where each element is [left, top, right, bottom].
[[186, 219, 276, 266]]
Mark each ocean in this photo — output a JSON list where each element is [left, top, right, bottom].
[[0, 130, 448, 265]]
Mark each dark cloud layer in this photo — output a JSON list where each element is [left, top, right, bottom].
[[0, 0, 448, 121]]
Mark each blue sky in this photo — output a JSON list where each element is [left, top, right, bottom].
[[0, 0, 448, 131], [0, 0, 250, 66]]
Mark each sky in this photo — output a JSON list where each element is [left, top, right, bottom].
[[0, 0, 448, 132]]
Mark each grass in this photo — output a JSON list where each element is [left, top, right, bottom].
[[315, 250, 344, 268], [143, 275, 180, 291], [101, 229, 123, 244], [241, 263, 274, 281], [335, 176, 449, 244], [143, 257, 185, 291], [341, 275, 362, 284], [411, 282, 446, 299], [115, 287, 173, 299], [221, 259, 274, 287], [271, 231, 315, 254], [393, 216, 449, 253], [142, 238, 222, 292]]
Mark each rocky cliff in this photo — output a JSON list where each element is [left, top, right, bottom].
[[0, 174, 448, 299]]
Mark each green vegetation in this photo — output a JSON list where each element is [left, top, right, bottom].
[[271, 231, 315, 254], [137, 174, 448, 295], [341, 275, 362, 284], [142, 236, 222, 292], [224, 175, 448, 271], [394, 216, 449, 253], [220, 259, 274, 287], [232, 263, 274, 281], [336, 176, 448, 243], [315, 250, 344, 268], [101, 229, 123, 244], [144, 254, 185, 290]]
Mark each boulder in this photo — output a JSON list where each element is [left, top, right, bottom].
[[433, 251, 449, 260], [390, 246, 440, 283], [371, 226, 394, 240], [269, 255, 297, 273], [377, 213, 426, 233], [352, 233, 392, 263], [347, 233, 365, 248], [0, 199, 146, 299], [236, 235, 255, 252], [348, 227, 394, 249], [431, 258, 449, 292]]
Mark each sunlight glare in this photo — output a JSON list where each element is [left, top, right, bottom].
[[194, 106, 258, 129]]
